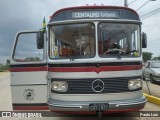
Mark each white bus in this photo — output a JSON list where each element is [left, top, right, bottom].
[[10, 6, 147, 116]]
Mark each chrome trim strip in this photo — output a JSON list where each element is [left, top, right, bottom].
[[50, 104, 82, 108], [51, 90, 143, 95], [115, 99, 147, 107]]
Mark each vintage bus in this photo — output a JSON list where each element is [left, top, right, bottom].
[[10, 6, 147, 116]]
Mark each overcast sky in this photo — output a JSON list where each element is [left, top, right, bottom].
[[0, 0, 160, 64]]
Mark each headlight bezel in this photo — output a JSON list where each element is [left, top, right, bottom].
[[51, 81, 68, 92], [128, 79, 142, 90]]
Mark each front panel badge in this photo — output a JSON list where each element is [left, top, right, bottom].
[[23, 89, 35, 100]]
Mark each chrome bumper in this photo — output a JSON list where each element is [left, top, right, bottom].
[[153, 76, 160, 82], [48, 96, 147, 112]]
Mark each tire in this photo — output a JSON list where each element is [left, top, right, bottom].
[[150, 74, 155, 83]]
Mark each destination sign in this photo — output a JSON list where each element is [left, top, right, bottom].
[[50, 8, 140, 22], [72, 11, 120, 19]]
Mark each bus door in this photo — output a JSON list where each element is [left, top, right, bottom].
[[10, 31, 48, 110]]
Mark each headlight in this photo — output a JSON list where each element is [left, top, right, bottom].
[[51, 81, 68, 92], [128, 79, 142, 90]]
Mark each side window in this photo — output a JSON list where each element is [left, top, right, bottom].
[[119, 39, 123, 48], [131, 30, 138, 51], [119, 38, 127, 48], [13, 32, 44, 62]]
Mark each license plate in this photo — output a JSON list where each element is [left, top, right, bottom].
[[89, 103, 109, 111]]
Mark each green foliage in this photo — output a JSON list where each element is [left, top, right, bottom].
[[0, 65, 10, 71], [6, 59, 10, 66], [0, 59, 10, 71], [142, 52, 153, 62], [152, 56, 160, 61]]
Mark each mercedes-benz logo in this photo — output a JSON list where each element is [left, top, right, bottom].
[[92, 79, 104, 92]]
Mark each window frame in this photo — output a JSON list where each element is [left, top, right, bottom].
[[12, 31, 45, 62]]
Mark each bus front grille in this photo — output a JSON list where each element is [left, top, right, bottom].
[[51, 77, 142, 94]]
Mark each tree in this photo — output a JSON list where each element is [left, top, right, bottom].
[[142, 52, 153, 62], [6, 59, 10, 66], [152, 56, 160, 61]]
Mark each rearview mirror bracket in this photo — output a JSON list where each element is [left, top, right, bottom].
[[142, 32, 147, 48], [37, 29, 44, 49]]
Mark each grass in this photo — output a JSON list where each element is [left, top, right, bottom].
[[0, 65, 9, 71], [0, 65, 10, 76]]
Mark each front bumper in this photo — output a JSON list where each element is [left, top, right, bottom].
[[48, 96, 147, 112], [153, 75, 160, 82]]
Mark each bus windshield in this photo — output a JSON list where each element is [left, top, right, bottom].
[[98, 23, 140, 57], [50, 23, 95, 59]]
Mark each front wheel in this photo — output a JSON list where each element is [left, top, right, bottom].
[[150, 74, 155, 83]]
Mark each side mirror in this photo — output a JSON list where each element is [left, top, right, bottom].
[[142, 32, 147, 48], [37, 30, 44, 49]]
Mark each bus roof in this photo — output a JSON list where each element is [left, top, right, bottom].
[[50, 6, 140, 23]]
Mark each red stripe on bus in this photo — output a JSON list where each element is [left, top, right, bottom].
[[10, 66, 47, 72], [13, 106, 49, 110], [10, 65, 142, 73], [49, 65, 142, 73]]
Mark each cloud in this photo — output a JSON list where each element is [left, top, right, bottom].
[[0, 0, 87, 64], [0, 0, 50, 64], [142, 13, 160, 40], [0, 0, 160, 64]]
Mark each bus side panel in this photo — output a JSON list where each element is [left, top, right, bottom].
[[11, 85, 48, 110], [10, 71, 48, 110]]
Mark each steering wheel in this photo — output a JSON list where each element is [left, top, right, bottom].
[[104, 49, 126, 54]]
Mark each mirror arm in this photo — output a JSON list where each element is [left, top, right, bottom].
[[37, 29, 45, 49], [142, 32, 147, 48]]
